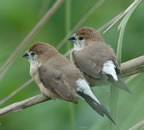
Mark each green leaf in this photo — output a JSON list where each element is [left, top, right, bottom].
[[117, 0, 142, 63]]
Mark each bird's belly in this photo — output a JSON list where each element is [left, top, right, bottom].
[[32, 71, 57, 99]]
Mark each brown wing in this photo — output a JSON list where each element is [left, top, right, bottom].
[[72, 42, 120, 79], [38, 55, 78, 104]]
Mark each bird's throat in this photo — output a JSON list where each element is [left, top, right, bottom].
[[73, 43, 84, 51]]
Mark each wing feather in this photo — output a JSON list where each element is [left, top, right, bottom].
[[72, 43, 120, 79], [38, 55, 78, 104]]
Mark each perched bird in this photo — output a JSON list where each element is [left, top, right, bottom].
[[23, 42, 115, 124], [68, 27, 131, 93]]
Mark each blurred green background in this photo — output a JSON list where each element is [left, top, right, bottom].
[[0, 0, 144, 130]]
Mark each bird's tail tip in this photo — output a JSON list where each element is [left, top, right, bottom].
[[109, 77, 132, 94], [77, 91, 116, 125]]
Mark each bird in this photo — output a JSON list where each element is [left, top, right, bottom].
[[68, 27, 131, 93], [23, 42, 116, 124]]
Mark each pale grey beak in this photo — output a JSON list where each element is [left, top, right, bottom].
[[23, 51, 29, 59], [68, 33, 77, 44]]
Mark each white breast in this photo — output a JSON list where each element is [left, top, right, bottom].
[[29, 58, 40, 76], [29, 60, 57, 99]]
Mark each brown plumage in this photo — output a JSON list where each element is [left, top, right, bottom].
[[69, 27, 131, 93], [76, 27, 104, 45], [23, 42, 116, 124], [29, 43, 58, 61], [28, 42, 81, 104]]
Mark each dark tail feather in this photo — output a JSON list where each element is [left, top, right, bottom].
[[77, 91, 116, 125], [108, 76, 131, 94]]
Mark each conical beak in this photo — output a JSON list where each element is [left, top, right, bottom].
[[23, 52, 29, 59], [68, 36, 76, 41], [68, 33, 77, 44]]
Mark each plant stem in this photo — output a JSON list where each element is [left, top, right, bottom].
[[0, 0, 64, 80], [110, 87, 119, 130], [109, 1, 142, 129], [65, 0, 75, 130], [65, 0, 72, 50]]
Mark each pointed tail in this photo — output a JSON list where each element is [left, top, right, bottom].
[[77, 91, 116, 125], [108, 76, 131, 94]]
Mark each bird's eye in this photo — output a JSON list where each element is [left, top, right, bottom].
[[31, 52, 35, 56], [79, 37, 83, 40]]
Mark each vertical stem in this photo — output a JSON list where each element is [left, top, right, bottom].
[[65, 0, 72, 50], [110, 87, 119, 130], [109, 1, 142, 127], [65, 1, 75, 130], [69, 103, 75, 130], [109, 55, 120, 130]]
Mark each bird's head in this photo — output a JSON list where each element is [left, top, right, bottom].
[[23, 42, 57, 65], [68, 27, 104, 50]]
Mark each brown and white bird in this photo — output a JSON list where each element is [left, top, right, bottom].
[[68, 27, 131, 93], [23, 42, 115, 124]]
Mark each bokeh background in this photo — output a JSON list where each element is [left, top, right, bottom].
[[0, 0, 144, 130]]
